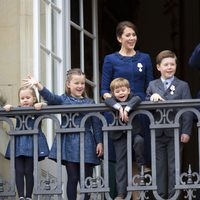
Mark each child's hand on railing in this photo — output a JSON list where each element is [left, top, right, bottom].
[[119, 107, 124, 121], [123, 110, 129, 123], [3, 104, 12, 111], [34, 102, 47, 110], [150, 93, 165, 102]]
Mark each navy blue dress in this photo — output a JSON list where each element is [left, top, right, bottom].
[[101, 51, 153, 163], [5, 115, 49, 160], [39, 87, 103, 165]]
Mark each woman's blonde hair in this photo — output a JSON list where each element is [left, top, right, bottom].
[[65, 68, 87, 97], [110, 77, 130, 94]]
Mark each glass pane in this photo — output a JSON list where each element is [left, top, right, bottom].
[[71, 0, 80, 25], [40, 49, 47, 84], [84, 35, 93, 98], [40, 1, 46, 46], [71, 27, 80, 68], [83, 0, 92, 33]]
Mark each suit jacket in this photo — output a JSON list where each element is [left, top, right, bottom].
[[105, 93, 142, 140], [146, 77, 193, 137]]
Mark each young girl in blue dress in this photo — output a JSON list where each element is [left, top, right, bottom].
[[23, 68, 103, 200], [4, 86, 49, 200]]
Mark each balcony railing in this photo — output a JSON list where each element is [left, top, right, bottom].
[[0, 99, 200, 200]]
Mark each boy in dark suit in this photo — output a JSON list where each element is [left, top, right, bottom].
[[146, 50, 193, 199], [105, 77, 150, 200]]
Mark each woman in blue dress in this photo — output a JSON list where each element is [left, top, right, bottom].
[[4, 86, 49, 200], [101, 21, 153, 172], [23, 68, 103, 200]]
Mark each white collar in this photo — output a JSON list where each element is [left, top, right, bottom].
[[161, 76, 174, 84]]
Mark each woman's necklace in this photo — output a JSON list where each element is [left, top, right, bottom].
[[119, 49, 136, 56]]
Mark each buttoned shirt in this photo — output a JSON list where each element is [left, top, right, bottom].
[[161, 76, 174, 90]]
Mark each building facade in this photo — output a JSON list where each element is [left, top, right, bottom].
[[0, 0, 200, 199]]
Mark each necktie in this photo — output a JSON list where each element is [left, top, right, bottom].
[[164, 81, 168, 90]]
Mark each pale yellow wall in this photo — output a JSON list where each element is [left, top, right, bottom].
[[0, 0, 20, 105], [0, 0, 34, 180], [0, 0, 33, 106], [19, 0, 34, 78], [0, 0, 19, 181]]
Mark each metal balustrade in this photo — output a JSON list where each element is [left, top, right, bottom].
[[0, 99, 200, 200]]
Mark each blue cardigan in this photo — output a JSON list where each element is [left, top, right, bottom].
[[101, 51, 153, 100], [40, 87, 103, 165]]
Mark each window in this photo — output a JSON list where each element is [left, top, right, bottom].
[[33, 0, 99, 102]]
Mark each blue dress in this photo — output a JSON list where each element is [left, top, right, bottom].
[[5, 115, 49, 160], [101, 51, 153, 163], [39, 87, 103, 165]]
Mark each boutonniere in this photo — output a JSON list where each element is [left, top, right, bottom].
[[170, 85, 175, 95], [137, 63, 143, 72]]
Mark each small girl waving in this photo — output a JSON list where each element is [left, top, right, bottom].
[[4, 86, 49, 200], [23, 68, 103, 200]]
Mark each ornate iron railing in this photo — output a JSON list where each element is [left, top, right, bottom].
[[0, 99, 200, 200]]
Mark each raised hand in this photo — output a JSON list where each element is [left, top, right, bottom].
[[22, 75, 38, 87], [22, 76, 43, 90]]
